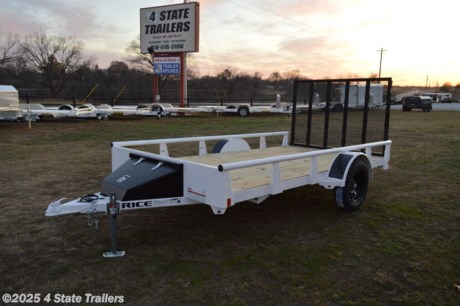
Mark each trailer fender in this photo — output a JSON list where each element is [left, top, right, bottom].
[[58, 104, 75, 111], [320, 152, 372, 189]]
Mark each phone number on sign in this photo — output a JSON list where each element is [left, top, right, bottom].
[[2, 293, 124, 304], [151, 43, 185, 51]]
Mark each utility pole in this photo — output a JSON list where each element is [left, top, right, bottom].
[[377, 48, 387, 78]]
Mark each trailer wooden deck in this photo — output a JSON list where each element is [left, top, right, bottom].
[[180, 146, 336, 191]]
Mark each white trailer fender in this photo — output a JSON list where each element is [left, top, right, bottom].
[[319, 152, 372, 189]]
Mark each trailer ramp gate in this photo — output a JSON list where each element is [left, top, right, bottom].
[[290, 78, 392, 156]]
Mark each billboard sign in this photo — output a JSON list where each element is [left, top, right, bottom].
[[140, 2, 199, 54], [154, 56, 180, 75]]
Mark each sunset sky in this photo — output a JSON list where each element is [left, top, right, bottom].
[[1, 0, 458, 86]]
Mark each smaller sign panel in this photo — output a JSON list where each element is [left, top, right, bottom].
[[154, 56, 180, 75]]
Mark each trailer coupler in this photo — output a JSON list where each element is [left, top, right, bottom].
[[45, 193, 124, 258], [45, 193, 109, 216]]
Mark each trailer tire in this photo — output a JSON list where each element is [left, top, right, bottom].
[[333, 104, 344, 112], [237, 106, 250, 117], [335, 158, 370, 211]]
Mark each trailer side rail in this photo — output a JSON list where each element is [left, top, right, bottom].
[[110, 132, 390, 212], [112, 131, 289, 171], [218, 140, 391, 172]]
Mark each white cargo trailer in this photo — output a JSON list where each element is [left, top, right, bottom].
[[45, 78, 393, 257], [338, 84, 384, 108], [0, 85, 22, 120]]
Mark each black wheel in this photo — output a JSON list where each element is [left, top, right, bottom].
[[333, 104, 344, 112], [335, 158, 370, 211], [237, 106, 249, 117]]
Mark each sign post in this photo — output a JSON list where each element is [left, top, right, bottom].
[[180, 52, 185, 107], [147, 47, 160, 102]]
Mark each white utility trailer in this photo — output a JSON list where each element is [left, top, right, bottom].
[[45, 78, 393, 257], [113, 101, 294, 118], [113, 94, 294, 118], [187, 102, 295, 117], [20, 103, 112, 120]]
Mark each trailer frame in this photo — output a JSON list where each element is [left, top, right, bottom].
[[45, 77, 393, 257]]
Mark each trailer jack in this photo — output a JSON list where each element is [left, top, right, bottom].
[[103, 193, 125, 258]]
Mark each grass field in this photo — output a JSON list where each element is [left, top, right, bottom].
[[0, 111, 459, 305]]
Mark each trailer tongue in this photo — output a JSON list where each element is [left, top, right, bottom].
[[45, 78, 393, 257]]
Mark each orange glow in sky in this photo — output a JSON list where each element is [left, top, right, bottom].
[[1, 0, 458, 86]]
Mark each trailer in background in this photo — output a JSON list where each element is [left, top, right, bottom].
[[0, 85, 22, 121], [420, 92, 452, 103], [318, 82, 386, 111], [338, 84, 384, 108]]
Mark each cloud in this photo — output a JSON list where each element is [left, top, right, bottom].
[[44, 1, 100, 38], [0, 2, 47, 36], [266, 0, 342, 17], [1, 0, 458, 85], [0, 0, 115, 41], [84, 48, 124, 68]]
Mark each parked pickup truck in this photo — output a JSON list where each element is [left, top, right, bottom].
[[402, 96, 433, 112]]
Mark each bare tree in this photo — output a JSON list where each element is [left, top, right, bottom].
[[125, 37, 153, 72], [283, 69, 305, 81], [216, 67, 244, 99], [268, 71, 282, 89], [0, 33, 19, 65], [252, 72, 262, 88], [268, 71, 282, 82], [19, 32, 85, 94], [125, 36, 199, 79], [125, 38, 171, 91]]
